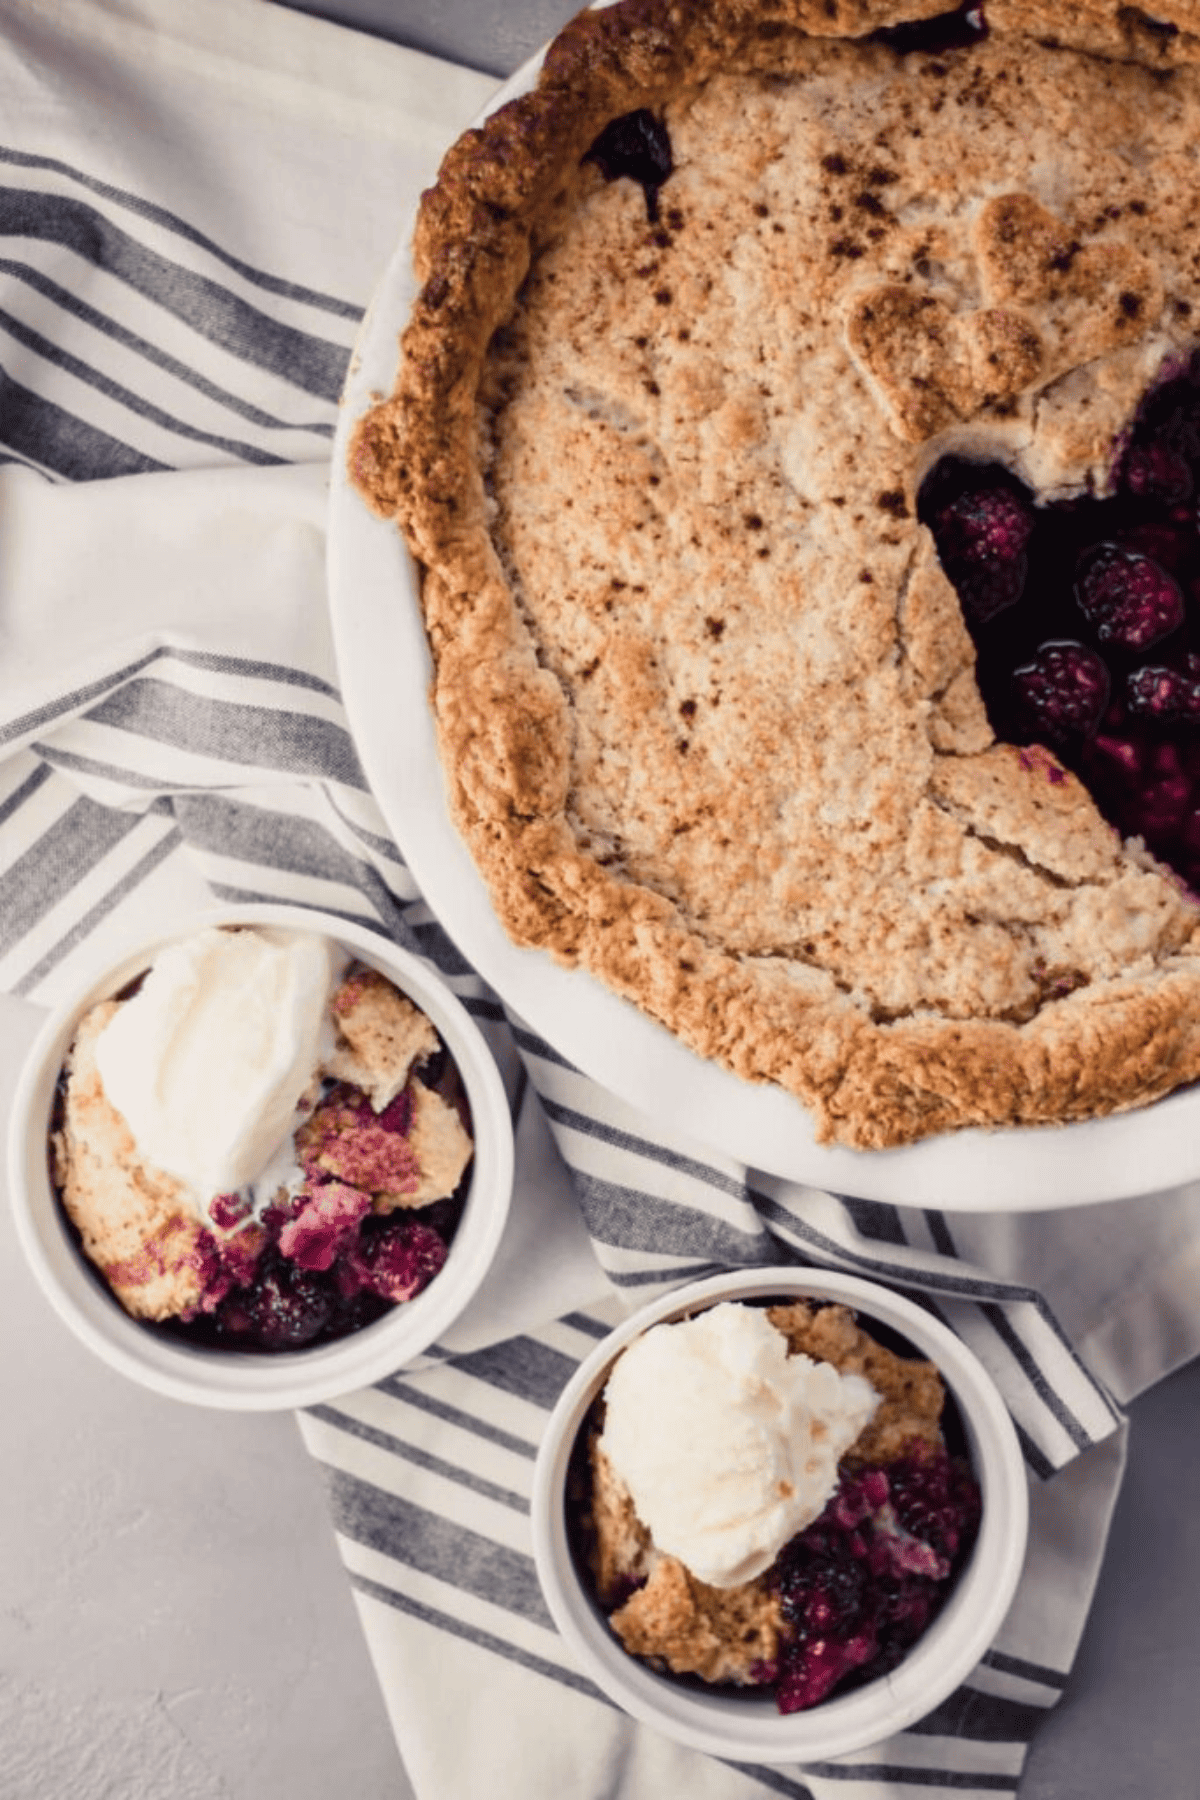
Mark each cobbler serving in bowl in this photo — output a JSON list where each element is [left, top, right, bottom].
[[574, 1297, 982, 1714], [52, 929, 474, 1353], [8, 906, 514, 1408], [530, 1268, 1026, 1763], [351, 0, 1200, 1152]]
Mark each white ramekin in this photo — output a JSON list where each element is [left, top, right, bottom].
[[7, 903, 514, 1409], [530, 1266, 1029, 1763]]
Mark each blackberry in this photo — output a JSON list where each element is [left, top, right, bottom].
[[1013, 641, 1110, 740], [356, 1219, 448, 1303], [931, 484, 1034, 623], [237, 1251, 334, 1350], [1076, 545, 1184, 652]]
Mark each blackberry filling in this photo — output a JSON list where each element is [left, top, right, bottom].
[[160, 1196, 460, 1354], [871, 2, 988, 57], [147, 1049, 469, 1354], [162, 1107, 463, 1353], [920, 356, 1200, 895], [584, 110, 674, 223], [770, 1444, 981, 1713]]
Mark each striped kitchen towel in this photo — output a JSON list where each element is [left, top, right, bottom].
[[2, 2, 1199, 1796]]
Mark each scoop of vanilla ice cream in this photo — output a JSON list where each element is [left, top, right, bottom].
[[597, 1302, 879, 1589], [94, 925, 338, 1215]]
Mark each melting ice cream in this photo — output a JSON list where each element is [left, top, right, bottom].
[[598, 1301, 879, 1588]]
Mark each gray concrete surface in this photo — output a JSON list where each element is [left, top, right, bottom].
[[1019, 1355, 1200, 1800]]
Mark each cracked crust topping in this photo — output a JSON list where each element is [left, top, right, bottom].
[[351, 0, 1200, 1148]]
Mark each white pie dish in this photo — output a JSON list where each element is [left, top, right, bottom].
[[325, 34, 1200, 1211]]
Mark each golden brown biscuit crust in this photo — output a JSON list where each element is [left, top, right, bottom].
[[352, 0, 1200, 1148], [327, 965, 440, 1110], [52, 1001, 207, 1322]]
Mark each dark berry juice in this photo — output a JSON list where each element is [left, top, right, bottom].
[[920, 354, 1200, 895]]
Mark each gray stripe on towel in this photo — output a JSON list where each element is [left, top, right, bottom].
[[0, 796, 141, 956], [0, 255, 336, 439], [323, 1467, 549, 1626], [89, 682, 366, 787], [305, 1404, 528, 1514], [3, 644, 340, 748], [347, 1569, 607, 1704], [0, 185, 350, 399], [372, 1379, 539, 1460], [906, 1685, 1047, 1741], [11, 824, 182, 996], [174, 794, 376, 883], [0, 360, 166, 479], [540, 1095, 753, 1204], [0, 302, 289, 465], [0, 144, 363, 321], [440, 1335, 581, 1412], [569, 1168, 777, 1266]]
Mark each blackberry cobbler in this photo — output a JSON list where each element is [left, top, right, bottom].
[[353, 0, 1200, 1147], [572, 1300, 981, 1714], [53, 952, 473, 1354]]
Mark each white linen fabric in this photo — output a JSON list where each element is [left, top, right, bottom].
[[1, 2, 1198, 1796]]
